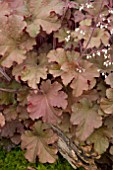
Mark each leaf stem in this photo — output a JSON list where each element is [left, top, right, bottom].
[[0, 87, 25, 93], [81, 0, 105, 56]]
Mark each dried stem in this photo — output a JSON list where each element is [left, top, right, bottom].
[[0, 87, 26, 93], [0, 66, 11, 81]]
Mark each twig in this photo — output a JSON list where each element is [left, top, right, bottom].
[[0, 87, 26, 93], [0, 66, 11, 81], [50, 124, 97, 170]]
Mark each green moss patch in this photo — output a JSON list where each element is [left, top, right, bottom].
[[0, 146, 84, 170]]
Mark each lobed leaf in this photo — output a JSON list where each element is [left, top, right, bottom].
[[48, 49, 99, 96], [21, 121, 58, 163], [71, 98, 102, 141], [0, 14, 35, 67], [23, 0, 66, 37], [87, 127, 113, 154], [13, 51, 48, 89], [100, 88, 113, 114], [27, 80, 67, 124]]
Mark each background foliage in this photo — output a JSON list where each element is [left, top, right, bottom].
[[0, 0, 113, 169]]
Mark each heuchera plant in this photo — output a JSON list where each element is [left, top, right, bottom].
[[0, 0, 113, 167]]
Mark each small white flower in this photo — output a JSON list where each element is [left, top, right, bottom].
[[107, 44, 110, 47], [107, 54, 110, 58], [97, 51, 100, 56], [103, 62, 106, 65], [109, 10, 113, 14], [92, 53, 95, 57], [102, 72, 105, 76], [86, 3, 93, 9], [105, 63, 108, 67], [66, 30, 70, 34], [75, 28, 79, 32], [96, 22, 100, 27], [97, 69, 101, 72], [78, 69, 82, 73], [79, 4, 84, 11], [82, 32, 85, 35], [102, 49, 107, 54], [80, 30, 85, 35], [102, 18, 106, 21], [107, 19, 111, 23], [108, 62, 112, 65], [65, 37, 70, 42], [105, 75, 107, 78], [86, 55, 90, 59], [104, 24, 108, 28], [104, 55, 108, 59], [100, 24, 104, 29], [110, 29, 113, 34]]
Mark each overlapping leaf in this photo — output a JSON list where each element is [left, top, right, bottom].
[[1, 120, 24, 138], [3, 106, 17, 122], [27, 80, 67, 124], [1, 119, 24, 144], [105, 73, 113, 88], [21, 121, 58, 163], [87, 127, 113, 154], [70, 98, 102, 141], [0, 14, 35, 67], [0, 0, 112, 166], [0, 80, 21, 105], [23, 0, 66, 37], [47, 48, 99, 96], [13, 51, 48, 89], [100, 88, 113, 114], [71, 25, 110, 48], [54, 28, 70, 42]]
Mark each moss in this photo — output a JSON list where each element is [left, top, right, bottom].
[[0, 146, 84, 170]]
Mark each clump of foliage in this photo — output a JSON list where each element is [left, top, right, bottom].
[[0, 0, 113, 169], [0, 146, 78, 170]]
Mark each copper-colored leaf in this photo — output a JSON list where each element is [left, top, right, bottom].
[[87, 127, 113, 154], [100, 88, 113, 114], [0, 14, 35, 67], [48, 48, 99, 96], [13, 51, 47, 89], [24, 0, 66, 37], [71, 98, 102, 141], [105, 73, 113, 88], [27, 80, 67, 124], [21, 121, 58, 163]]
